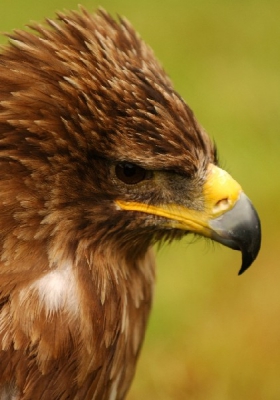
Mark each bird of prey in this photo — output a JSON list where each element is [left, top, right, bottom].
[[0, 7, 261, 400]]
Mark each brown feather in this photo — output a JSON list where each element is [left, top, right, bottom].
[[0, 7, 215, 400]]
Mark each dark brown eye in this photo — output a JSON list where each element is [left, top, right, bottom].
[[115, 162, 147, 185]]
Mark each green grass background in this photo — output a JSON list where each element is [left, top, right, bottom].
[[1, 1, 279, 399]]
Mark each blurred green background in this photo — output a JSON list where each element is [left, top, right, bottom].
[[1, 1, 279, 399]]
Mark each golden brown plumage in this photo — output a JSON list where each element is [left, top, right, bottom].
[[0, 7, 260, 400]]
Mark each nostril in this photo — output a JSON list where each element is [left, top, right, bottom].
[[213, 198, 230, 214]]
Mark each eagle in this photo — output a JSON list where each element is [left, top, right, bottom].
[[0, 7, 261, 400]]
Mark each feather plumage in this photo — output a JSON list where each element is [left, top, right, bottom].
[[0, 7, 261, 400]]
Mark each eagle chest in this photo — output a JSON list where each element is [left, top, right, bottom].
[[0, 250, 155, 400]]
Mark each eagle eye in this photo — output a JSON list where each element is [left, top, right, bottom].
[[115, 162, 147, 185]]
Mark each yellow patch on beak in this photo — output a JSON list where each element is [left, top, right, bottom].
[[115, 164, 242, 236], [203, 164, 242, 216]]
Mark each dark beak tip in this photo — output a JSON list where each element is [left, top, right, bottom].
[[238, 254, 257, 275], [238, 269, 244, 276], [238, 262, 250, 276], [238, 220, 261, 276]]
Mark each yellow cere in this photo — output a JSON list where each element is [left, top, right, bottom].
[[203, 164, 242, 217]]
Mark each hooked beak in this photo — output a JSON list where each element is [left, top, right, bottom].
[[116, 164, 261, 274], [209, 192, 261, 274]]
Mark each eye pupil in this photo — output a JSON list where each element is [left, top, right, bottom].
[[123, 163, 137, 177], [115, 162, 147, 184]]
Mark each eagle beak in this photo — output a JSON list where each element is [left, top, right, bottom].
[[208, 192, 261, 275], [115, 164, 261, 274], [202, 164, 261, 274]]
